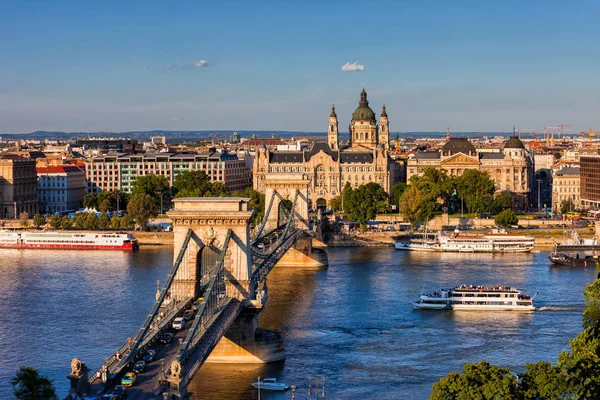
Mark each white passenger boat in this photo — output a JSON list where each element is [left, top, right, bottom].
[[413, 284, 537, 311], [0, 231, 139, 250], [251, 377, 289, 391], [394, 230, 534, 253]]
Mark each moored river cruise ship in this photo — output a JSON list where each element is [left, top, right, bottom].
[[0, 231, 139, 250], [394, 230, 535, 253], [413, 284, 537, 311]]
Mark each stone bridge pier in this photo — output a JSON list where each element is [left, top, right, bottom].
[[167, 197, 285, 364]]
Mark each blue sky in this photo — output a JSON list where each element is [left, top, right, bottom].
[[1, 0, 600, 134]]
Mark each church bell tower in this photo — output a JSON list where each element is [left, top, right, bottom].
[[328, 103, 339, 150], [379, 103, 389, 149]]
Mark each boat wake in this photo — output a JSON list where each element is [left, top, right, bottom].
[[538, 305, 585, 312]]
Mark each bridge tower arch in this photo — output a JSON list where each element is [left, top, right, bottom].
[[263, 172, 310, 232]]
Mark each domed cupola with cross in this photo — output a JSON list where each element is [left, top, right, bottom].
[[349, 86, 378, 148], [328, 103, 339, 150]]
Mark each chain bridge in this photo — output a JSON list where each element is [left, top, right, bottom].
[[66, 174, 328, 400]]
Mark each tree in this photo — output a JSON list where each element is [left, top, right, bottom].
[[98, 212, 110, 229], [82, 193, 98, 209], [330, 195, 342, 211], [492, 191, 513, 214], [342, 182, 354, 215], [346, 183, 388, 230], [456, 169, 496, 214], [48, 215, 62, 229], [127, 193, 156, 231], [20, 212, 30, 228], [110, 216, 122, 229], [74, 213, 87, 230], [561, 199, 574, 214], [83, 213, 98, 230], [120, 213, 135, 229], [132, 174, 170, 213], [60, 215, 73, 230], [232, 187, 265, 226], [11, 366, 58, 400], [173, 170, 230, 198], [430, 361, 521, 400], [390, 182, 408, 211], [519, 362, 570, 400], [400, 185, 423, 228], [32, 214, 46, 229], [494, 209, 519, 227]]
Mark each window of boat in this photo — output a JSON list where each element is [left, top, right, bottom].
[[465, 293, 474, 297]]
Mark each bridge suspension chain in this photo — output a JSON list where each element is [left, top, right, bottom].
[[178, 230, 232, 364], [115, 229, 194, 372], [251, 190, 276, 243]]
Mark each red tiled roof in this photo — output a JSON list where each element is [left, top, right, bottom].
[[36, 165, 84, 174]]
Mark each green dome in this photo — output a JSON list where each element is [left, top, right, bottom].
[[352, 88, 376, 122]]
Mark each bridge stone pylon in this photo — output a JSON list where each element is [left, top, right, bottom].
[[263, 173, 310, 233], [167, 197, 254, 301]]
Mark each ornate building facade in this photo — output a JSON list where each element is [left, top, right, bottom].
[[406, 136, 534, 210], [254, 88, 395, 209]]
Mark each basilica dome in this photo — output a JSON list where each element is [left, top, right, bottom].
[[351, 88, 376, 122]]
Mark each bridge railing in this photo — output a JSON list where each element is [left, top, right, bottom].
[[182, 300, 243, 388], [251, 189, 276, 243]]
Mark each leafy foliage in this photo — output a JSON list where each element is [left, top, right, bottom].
[[430, 361, 520, 400], [11, 366, 58, 400], [60, 215, 73, 230], [231, 187, 265, 226], [330, 195, 342, 211], [494, 209, 519, 227], [492, 191, 513, 214], [33, 214, 46, 229], [98, 212, 110, 229], [48, 215, 62, 229], [173, 170, 229, 198], [519, 362, 570, 400], [561, 199, 574, 214], [400, 185, 423, 228], [127, 193, 156, 231], [342, 182, 354, 215], [390, 182, 408, 209], [455, 169, 495, 214], [345, 183, 388, 230], [83, 190, 129, 212], [20, 212, 30, 228], [132, 174, 170, 213]]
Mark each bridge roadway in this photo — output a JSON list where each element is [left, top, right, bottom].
[[90, 299, 242, 399], [88, 223, 301, 399]]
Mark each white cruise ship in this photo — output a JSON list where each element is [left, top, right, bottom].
[[394, 230, 534, 253], [413, 284, 537, 311], [0, 231, 139, 250]]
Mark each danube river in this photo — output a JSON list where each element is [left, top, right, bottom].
[[0, 247, 595, 399]]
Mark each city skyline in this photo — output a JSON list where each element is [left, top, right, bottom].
[[2, 1, 600, 133]]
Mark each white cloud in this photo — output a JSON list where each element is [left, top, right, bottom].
[[164, 60, 209, 70], [341, 61, 365, 72]]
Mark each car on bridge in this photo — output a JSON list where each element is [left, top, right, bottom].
[[183, 310, 195, 320], [172, 317, 185, 330], [160, 332, 174, 344], [101, 385, 127, 399], [192, 298, 204, 310], [257, 243, 265, 249], [143, 349, 156, 362], [121, 372, 136, 387], [132, 360, 146, 374]]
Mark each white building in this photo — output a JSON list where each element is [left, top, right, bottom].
[[37, 165, 86, 213]]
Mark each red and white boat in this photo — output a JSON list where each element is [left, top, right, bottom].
[[0, 231, 139, 250]]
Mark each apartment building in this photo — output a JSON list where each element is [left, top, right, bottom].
[[85, 151, 252, 194], [0, 153, 38, 218], [551, 167, 580, 211], [37, 165, 86, 213], [581, 155, 600, 209]]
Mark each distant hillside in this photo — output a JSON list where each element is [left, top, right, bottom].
[[0, 130, 514, 142]]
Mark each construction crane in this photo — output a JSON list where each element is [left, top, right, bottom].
[[558, 124, 574, 143], [580, 128, 600, 148]]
